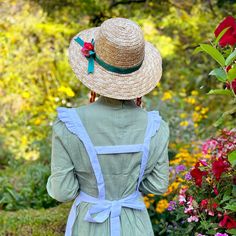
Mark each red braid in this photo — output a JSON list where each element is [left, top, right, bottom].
[[136, 97, 142, 107], [89, 91, 96, 103]]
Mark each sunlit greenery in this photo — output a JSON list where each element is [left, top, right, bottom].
[[1, 0, 235, 235]]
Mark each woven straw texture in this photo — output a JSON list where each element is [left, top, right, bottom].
[[68, 17, 162, 99]]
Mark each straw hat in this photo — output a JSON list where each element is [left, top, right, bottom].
[[68, 17, 162, 100]]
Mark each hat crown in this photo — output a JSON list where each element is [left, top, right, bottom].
[[95, 18, 145, 68]]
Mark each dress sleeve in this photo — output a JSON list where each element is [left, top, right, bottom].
[[46, 118, 80, 202], [139, 119, 170, 195]]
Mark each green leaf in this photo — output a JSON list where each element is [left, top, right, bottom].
[[227, 66, 236, 81], [213, 107, 236, 127], [207, 89, 234, 96], [206, 229, 216, 235], [220, 195, 232, 204], [193, 46, 203, 55], [209, 68, 227, 82], [225, 49, 236, 66], [226, 228, 236, 234], [199, 44, 225, 66], [224, 202, 236, 211], [213, 115, 224, 127], [228, 150, 236, 167], [233, 185, 236, 197], [215, 26, 231, 45]]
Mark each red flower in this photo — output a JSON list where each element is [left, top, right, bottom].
[[212, 157, 229, 181], [213, 186, 219, 196], [200, 199, 208, 209], [219, 213, 236, 229], [226, 78, 236, 94], [81, 42, 94, 57], [211, 202, 218, 209], [214, 16, 236, 47], [190, 162, 208, 187], [226, 65, 232, 72]]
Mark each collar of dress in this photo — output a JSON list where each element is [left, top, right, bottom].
[[95, 96, 137, 108]]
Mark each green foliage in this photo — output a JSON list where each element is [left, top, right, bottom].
[[0, 201, 70, 236], [0, 162, 58, 211], [199, 44, 225, 67]]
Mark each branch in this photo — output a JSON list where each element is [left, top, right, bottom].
[[109, 0, 147, 9]]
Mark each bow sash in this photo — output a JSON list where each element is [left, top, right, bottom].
[[65, 191, 145, 236]]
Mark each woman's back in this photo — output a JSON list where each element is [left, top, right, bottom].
[[46, 96, 170, 235]]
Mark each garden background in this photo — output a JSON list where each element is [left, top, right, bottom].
[[0, 0, 236, 235]]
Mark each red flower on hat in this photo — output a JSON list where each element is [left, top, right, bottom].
[[81, 42, 94, 57], [214, 16, 236, 47]]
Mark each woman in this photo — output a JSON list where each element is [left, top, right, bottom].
[[46, 17, 170, 236]]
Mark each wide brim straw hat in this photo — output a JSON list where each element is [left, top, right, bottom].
[[68, 17, 162, 100]]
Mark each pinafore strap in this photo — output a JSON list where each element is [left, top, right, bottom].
[[56, 106, 162, 236], [57, 107, 162, 195]]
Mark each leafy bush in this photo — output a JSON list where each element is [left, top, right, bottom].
[[0, 162, 58, 211], [0, 201, 70, 236]]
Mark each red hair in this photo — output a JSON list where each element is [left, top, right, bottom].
[[89, 91, 96, 103], [89, 91, 142, 107], [136, 97, 142, 107]]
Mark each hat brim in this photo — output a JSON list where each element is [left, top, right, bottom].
[[68, 27, 162, 100]]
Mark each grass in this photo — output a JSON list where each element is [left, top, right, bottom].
[[0, 202, 72, 236]]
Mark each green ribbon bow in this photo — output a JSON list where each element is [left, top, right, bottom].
[[74, 37, 95, 74], [74, 36, 143, 74]]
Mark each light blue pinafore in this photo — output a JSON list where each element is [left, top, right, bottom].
[[56, 107, 162, 236]]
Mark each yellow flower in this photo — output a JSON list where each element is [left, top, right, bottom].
[[58, 86, 75, 97], [34, 118, 42, 125], [180, 113, 187, 118], [21, 135, 28, 146], [155, 199, 168, 214], [185, 97, 196, 104], [192, 111, 202, 122], [194, 106, 201, 111], [200, 107, 209, 115], [161, 91, 173, 101], [180, 121, 189, 127], [191, 90, 199, 96], [152, 90, 158, 96], [179, 92, 186, 97], [143, 196, 150, 208], [22, 91, 30, 98]]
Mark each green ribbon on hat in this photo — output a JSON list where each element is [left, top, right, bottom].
[[74, 36, 143, 74]]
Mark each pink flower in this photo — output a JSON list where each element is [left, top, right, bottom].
[[187, 215, 199, 222], [202, 139, 218, 155], [178, 187, 188, 205], [199, 159, 208, 166], [179, 195, 186, 205]]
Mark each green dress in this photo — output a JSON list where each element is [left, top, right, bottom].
[[46, 96, 170, 236]]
